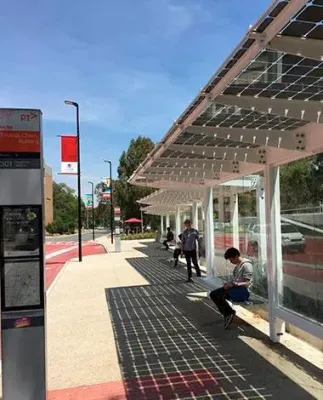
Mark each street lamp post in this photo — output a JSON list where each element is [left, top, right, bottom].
[[88, 181, 95, 241], [104, 160, 114, 244], [64, 100, 82, 262]]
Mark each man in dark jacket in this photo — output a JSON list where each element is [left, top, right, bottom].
[[182, 219, 201, 283], [163, 227, 174, 250]]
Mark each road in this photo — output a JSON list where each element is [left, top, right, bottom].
[[46, 229, 109, 243]]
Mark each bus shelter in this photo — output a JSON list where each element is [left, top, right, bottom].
[[130, 0, 323, 343]]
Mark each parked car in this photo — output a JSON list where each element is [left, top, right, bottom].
[[249, 223, 305, 253]]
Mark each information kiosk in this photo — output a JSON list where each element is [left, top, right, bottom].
[[0, 109, 46, 399]]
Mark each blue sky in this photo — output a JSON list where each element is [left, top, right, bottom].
[[0, 0, 271, 198]]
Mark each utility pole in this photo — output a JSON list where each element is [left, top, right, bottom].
[[65, 100, 82, 261], [104, 160, 114, 244]]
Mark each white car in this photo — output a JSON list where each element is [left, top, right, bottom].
[[250, 223, 305, 253]]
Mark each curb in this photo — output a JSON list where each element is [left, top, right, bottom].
[[47, 259, 71, 296]]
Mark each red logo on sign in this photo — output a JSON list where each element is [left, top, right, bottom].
[[20, 112, 37, 122]]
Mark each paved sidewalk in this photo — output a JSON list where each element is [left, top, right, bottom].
[[45, 238, 322, 399]]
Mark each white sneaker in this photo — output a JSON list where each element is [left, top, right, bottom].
[[224, 311, 236, 330]]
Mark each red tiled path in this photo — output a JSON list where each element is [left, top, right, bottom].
[[48, 369, 220, 399], [48, 381, 126, 400], [46, 242, 106, 288]]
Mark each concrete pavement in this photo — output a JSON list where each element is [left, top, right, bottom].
[[47, 239, 149, 393], [45, 237, 322, 399]]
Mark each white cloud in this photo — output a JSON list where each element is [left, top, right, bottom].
[[144, 0, 200, 38]]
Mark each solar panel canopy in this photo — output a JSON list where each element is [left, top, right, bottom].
[[129, 0, 323, 190]]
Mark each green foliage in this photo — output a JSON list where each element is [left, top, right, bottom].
[[120, 232, 156, 240], [50, 182, 83, 234], [238, 191, 256, 217], [280, 157, 315, 209], [114, 136, 156, 220], [117, 136, 155, 179], [46, 223, 55, 235]]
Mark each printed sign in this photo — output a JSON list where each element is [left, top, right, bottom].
[[2, 206, 41, 257], [61, 135, 78, 174], [0, 131, 40, 153], [114, 207, 121, 216], [0, 109, 41, 173], [85, 193, 93, 210], [4, 259, 41, 308]]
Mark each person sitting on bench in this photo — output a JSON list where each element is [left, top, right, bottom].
[[173, 233, 183, 268], [163, 227, 174, 250], [210, 247, 253, 330]]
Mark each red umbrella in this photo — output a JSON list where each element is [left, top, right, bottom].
[[124, 218, 142, 223]]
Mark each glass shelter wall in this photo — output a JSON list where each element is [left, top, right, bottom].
[[279, 156, 323, 324], [213, 175, 268, 299]]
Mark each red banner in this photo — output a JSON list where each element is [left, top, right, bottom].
[[61, 135, 78, 174]]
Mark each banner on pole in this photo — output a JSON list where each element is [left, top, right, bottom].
[[85, 193, 93, 210], [61, 136, 78, 174], [114, 207, 121, 216], [100, 177, 111, 199]]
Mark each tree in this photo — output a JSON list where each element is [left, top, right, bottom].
[[114, 136, 155, 221], [49, 182, 85, 234], [309, 153, 323, 202], [280, 157, 314, 210]]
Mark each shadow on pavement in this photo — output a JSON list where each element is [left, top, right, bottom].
[[105, 242, 321, 399]]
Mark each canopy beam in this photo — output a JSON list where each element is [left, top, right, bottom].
[[147, 159, 242, 174], [269, 35, 323, 62]]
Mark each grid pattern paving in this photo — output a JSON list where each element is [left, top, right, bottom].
[[105, 242, 316, 399], [108, 286, 269, 399]]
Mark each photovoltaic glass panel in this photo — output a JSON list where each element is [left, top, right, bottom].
[[223, 50, 323, 101], [281, 1, 323, 39], [193, 102, 307, 130], [173, 132, 259, 149]]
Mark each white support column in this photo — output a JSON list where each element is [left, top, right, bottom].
[[160, 215, 164, 236], [192, 202, 198, 230], [204, 187, 215, 277], [230, 192, 239, 249], [265, 166, 285, 343], [182, 212, 189, 224], [175, 208, 181, 238], [166, 213, 170, 229], [256, 177, 267, 262]]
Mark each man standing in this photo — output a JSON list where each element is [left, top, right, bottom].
[[163, 227, 174, 250], [209, 247, 253, 330], [182, 219, 201, 283]]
